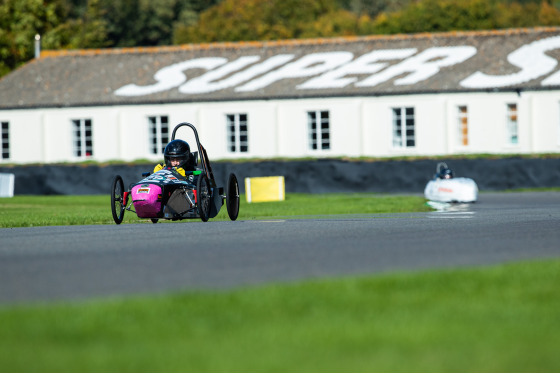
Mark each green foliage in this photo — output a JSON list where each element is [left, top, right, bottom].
[[301, 8, 369, 38], [2, 0, 560, 79], [371, 0, 560, 34], [373, 0, 497, 34], [0, 0, 65, 75], [174, 0, 560, 43], [42, 0, 109, 49], [336, 0, 415, 18], [0, 0, 218, 77], [1, 259, 559, 371], [173, 0, 359, 43], [88, 0, 219, 47], [100, 0, 178, 47]]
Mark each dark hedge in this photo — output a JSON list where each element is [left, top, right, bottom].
[[1, 157, 560, 195]]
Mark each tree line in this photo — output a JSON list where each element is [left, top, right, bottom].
[[1, 0, 560, 78]]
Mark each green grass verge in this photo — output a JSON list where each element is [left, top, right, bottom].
[[0, 193, 431, 228], [0, 259, 558, 372]]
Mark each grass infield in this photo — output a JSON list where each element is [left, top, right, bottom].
[[0, 193, 431, 228], [0, 260, 559, 372]]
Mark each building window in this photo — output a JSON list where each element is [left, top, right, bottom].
[[1, 121, 9, 160], [506, 103, 518, 144], [72, 119, 93, 158], [457, 106, 469, 146], [226, 113, 249, 153], [148, 115, 169, 155], [307, 110, 330, 150], [392, 107, 415, 148]]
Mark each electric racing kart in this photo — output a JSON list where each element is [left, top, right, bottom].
[[110, 122, 240, 224], [424, 162, 478, 203]]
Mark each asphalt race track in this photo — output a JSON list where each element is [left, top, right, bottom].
[[1, 192, 559, 304]]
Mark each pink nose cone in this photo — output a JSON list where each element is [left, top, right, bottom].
[[131, 184, 163, 218]]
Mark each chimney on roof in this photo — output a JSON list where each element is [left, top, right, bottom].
[[34, 34, 41, 59]]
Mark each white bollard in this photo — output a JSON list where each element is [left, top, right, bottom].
[[0, 173, 15, 197]]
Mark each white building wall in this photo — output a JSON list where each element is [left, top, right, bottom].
[[3, 110, 43, 164], [2, 90, 560, 165], [330, 99, 362, 158], [527, 92, 560, 153], [117, 104, 200, 162], [197, 100, 280, 160], [445, 93, 505, 155], [361, 94, 446, 158], [41, 110, 72, 163], [444, 92, 537, 155], [275, 98, 362, 158]]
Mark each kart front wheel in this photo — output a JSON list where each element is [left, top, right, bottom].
[[226, 173, 240, 221], [111, 175, 126, 225], [197, 174, 211, 222]]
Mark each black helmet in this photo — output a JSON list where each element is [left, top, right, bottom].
[[164, 139, 190, 169], [435, 162, 454, 179], [439, 168, 454, 179]]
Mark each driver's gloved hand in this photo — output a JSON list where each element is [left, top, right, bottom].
[[174, 167, 186, 177]]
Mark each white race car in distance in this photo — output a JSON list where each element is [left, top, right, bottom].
[[424, 162, 478, 203]]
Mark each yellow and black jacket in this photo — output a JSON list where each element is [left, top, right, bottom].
[[153, 164, 186, 177]]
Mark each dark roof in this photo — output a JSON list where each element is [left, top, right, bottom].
[[2, 27, 560, 109]]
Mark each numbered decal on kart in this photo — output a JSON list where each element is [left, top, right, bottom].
[[140, 169, 190, 185]]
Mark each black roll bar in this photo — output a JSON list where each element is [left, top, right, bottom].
[[171, 122, 215, 184]]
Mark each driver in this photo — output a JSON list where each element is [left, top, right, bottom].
[[153, 139, 193, 177], [438, 167, 454, 179]]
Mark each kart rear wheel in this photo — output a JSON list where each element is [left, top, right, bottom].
[[111, 175, 126, 225], [226, 173, 240, 221], [197, 174, 210, 222]]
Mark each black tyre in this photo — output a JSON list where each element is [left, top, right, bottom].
[[111, 175, 125, 225], [197, 174, 211, 222], [226, 173, 240, 221], [151, 218, 159, 224]]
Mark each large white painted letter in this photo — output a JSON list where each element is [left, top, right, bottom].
[[357, 46, 477, 87], [542, 68, 560, 86], [461, 35, 560, 88], [180, 55, 295, 94], [114, 57, 227, 96], [298, 49, 417, 89], [235, 52, 354, 92]]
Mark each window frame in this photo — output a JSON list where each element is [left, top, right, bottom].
[[457, 105, 469, 147], [307, 110, 330, 151], [1, 121, 9, 160], [72, 118, 93, 158], [226, 113, 249, 153], [148, 115, 169, 155], [392, 107, 415, 148], [506, 103, 519, 145]]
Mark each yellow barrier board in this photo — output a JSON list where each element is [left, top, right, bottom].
[[245, 176, 285, 203]]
